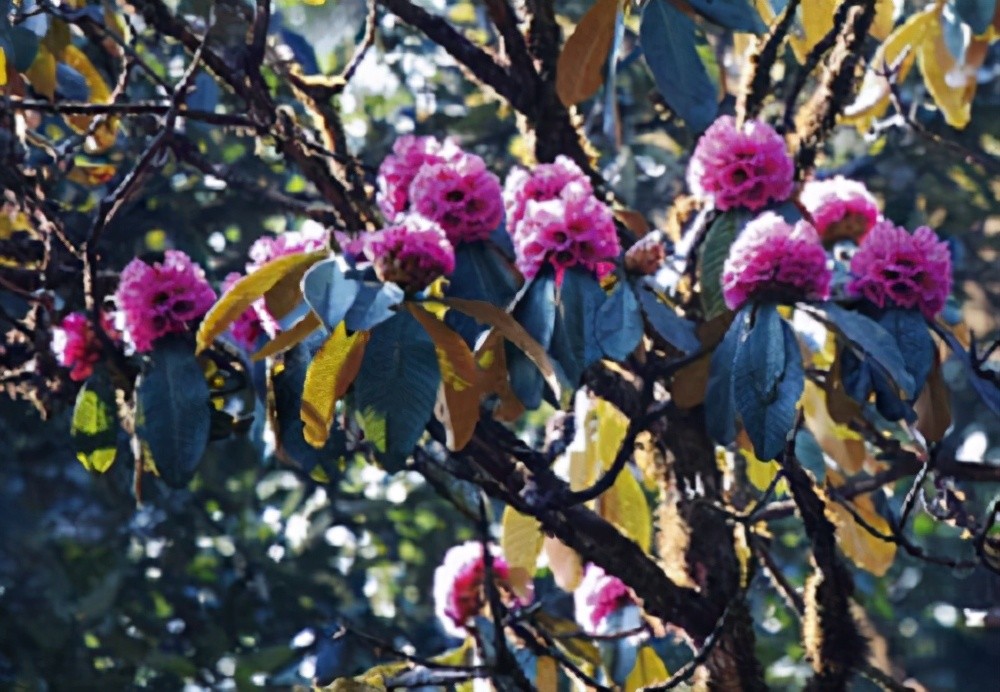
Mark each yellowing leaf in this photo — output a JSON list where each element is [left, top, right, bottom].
[[595, 398, 629, 470], [556, 0, 619, 107], [501, 506, 543, 601], [474, 330, 524, 422], [407, 303, 480, 450], [300, 323, 369, 447], [543, 536, 583, 590], [870, 0, 895, 41], [0, 47, 7, 87], [250, 311, 322, 362], [264, 254, 318, 322], [599, 466, 652, 552], [825, 470, 897, 576], [625, 646, 669, 691], [62, 45, 118, 152], [25, 45, 57, 100], [196, 250, 327, 353], [792, 0, 895, 61], [914, 353, 951, 443], [536, 656, 558, 692], [66, 162, 117, 186], [801, 380, 868, 475], [917, 10, 975, 128]]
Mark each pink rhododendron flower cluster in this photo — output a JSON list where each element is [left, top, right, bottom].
[[376, 136, 503, 244], [722, 212, 832, 310], [52, 312, 117, 382], [687, 116, 794, 212], [503, 155, 592, 234], [574, 563, 635, 634], [432, 541, 531, 638], [365, 216, 456, 293], [505, 170, 619, 280], [624, 231, 666, 275], [116, 250, 216, 353], [847, 221, 952, 319], [377, 135, 462, 221], [800, 176, 880, 244]]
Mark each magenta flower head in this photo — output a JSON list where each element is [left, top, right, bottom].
[[624, 231, 666, 276], [722, 212, 831, 311], [116, 250, 216, 353], [376, 135, 463, 221], [800, 176, 880, 245], [574, 563, 636, 635], [432, 541, 531, 638], [409, 152, 504, 245], [503, 155, 593, 236], [52, 312, 117, 382], [509, 181, 620, 281], [365, 215, 456, 293], [687, 116, 794, 212], [847, 221, 952, 319]]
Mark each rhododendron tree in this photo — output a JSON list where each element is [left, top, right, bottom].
[[1, 0, 999, 690]]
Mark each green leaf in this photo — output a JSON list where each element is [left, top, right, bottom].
[[344, 281, 405, 332], [302, 259, 361, 330], [550, 268, 606, 390], [596, 280, 644, 361], [813, 303, 915, 399], [639, 0, 718, 132], [636, 278, 700, 354], [354, 312, 440, 471], [501, 271, 559, 409], [705, 306, 749, 446], [698, 210, 747, 319], [733, 306, 804, 460], [445, 241, 522, 344], [685, 0, 765, 33], [878, 308, 934, 399], [955, 0, 997, 35], [71, 371, 118, 473], [135, 337, 211, 488]]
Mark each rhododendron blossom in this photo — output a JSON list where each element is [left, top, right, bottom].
[[722, 212, 831, 310], [624, 231, 666, 275], [52, 312, 117, 382], [410, 153, 504, 244], [574, 563, 635, 634], [376, 135, 463, 221], [847, 221, 952, 319], [116, 250, 216, 353], [503, 155, 592, 236], [365, 216, 456, 293], [507, 179, 620, 280], [800, 176, 880, 244], [432, 541, 530, 638], [687, 116, 794, 212]]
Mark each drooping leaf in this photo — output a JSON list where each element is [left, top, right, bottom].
[[71, 371, 118, 473], [550, 268, 606, 389], [343, 281, 405, 331], [354, 312, 440, 471], [500, 506, 543, 600], [625, 646, 670, 691], [956, 0, 998, 34], [302, 258, 361, 330], [251, 311, 322, 361], [135, 337, 211, 488], [813, 303, 915, 399], [407, 303, 480, 450], [197, 250, 327, 353], [444, 241, 521, 343], [636, 279, 701, 354], [878, 309, 935, 399], [917, 9, 977, 128], [556, 0, 620, 106], [826, 472, 898, 576], [733, 305, 804, 460], [599, 467, 652, 553], [914, 353, 952, 443], [596, 280, 644, 361], [705, 306, 750, 446], [699, 210, 747, 319], [474, 330, 525, 421], [639, 0, 718, 132], [685, 0, 765, 33], [301, 323, 369, 448]]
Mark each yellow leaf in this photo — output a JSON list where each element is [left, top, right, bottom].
[[0, 47, 7, 87], [917, 10, 975, 128], [62, 45, 118, 152], [407, 303, 481, 450], [737, 429, 780, 491], [25, 45, 56, 99], [250, 311, 322, 362], [625, 646, 669, 691], [536, 656, 559, 692], [870, 0, 896, 41], [474, 330, 525, 422], [439, 297, 561, 402], [196, 250, 327, 353], [264, 253, 319, 322], [66, 162, 117, 186], [543, 536, 583, 590], [825, 470, 897, 576], [595, 398, 629, 470], [792, 0, 895, 61], [556, 0, 619, 107], [801, 380, 868, 475], [599, 466, 652, 552], [533, 612, 602, 665], [500, 506, 544, 600], [300, 323, 369, 448]]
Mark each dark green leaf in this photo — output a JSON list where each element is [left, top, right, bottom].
[[878, 309, 934, 398], [596, 280, 643, 361], [55, 63, 90, 101], [71, 370, 118, 473], [699, 210, 748, 319], [343, 281, 405, 331], [507, 270, 557, 410], [550, 268, 606, 390], [686, 0, 766, 33], [639, 0, 718, 132], [636, 279, 700, 354], [706, 305, 750, 446], [733, 305, 803, 460], [354, 312, 440, 471], [301, 258, 360, 330], [956, 0, 997, 35], [445, 241, 521, 344], [135, 337, 211, 488]]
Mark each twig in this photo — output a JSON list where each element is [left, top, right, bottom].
[[5, 99, 259, 127]]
